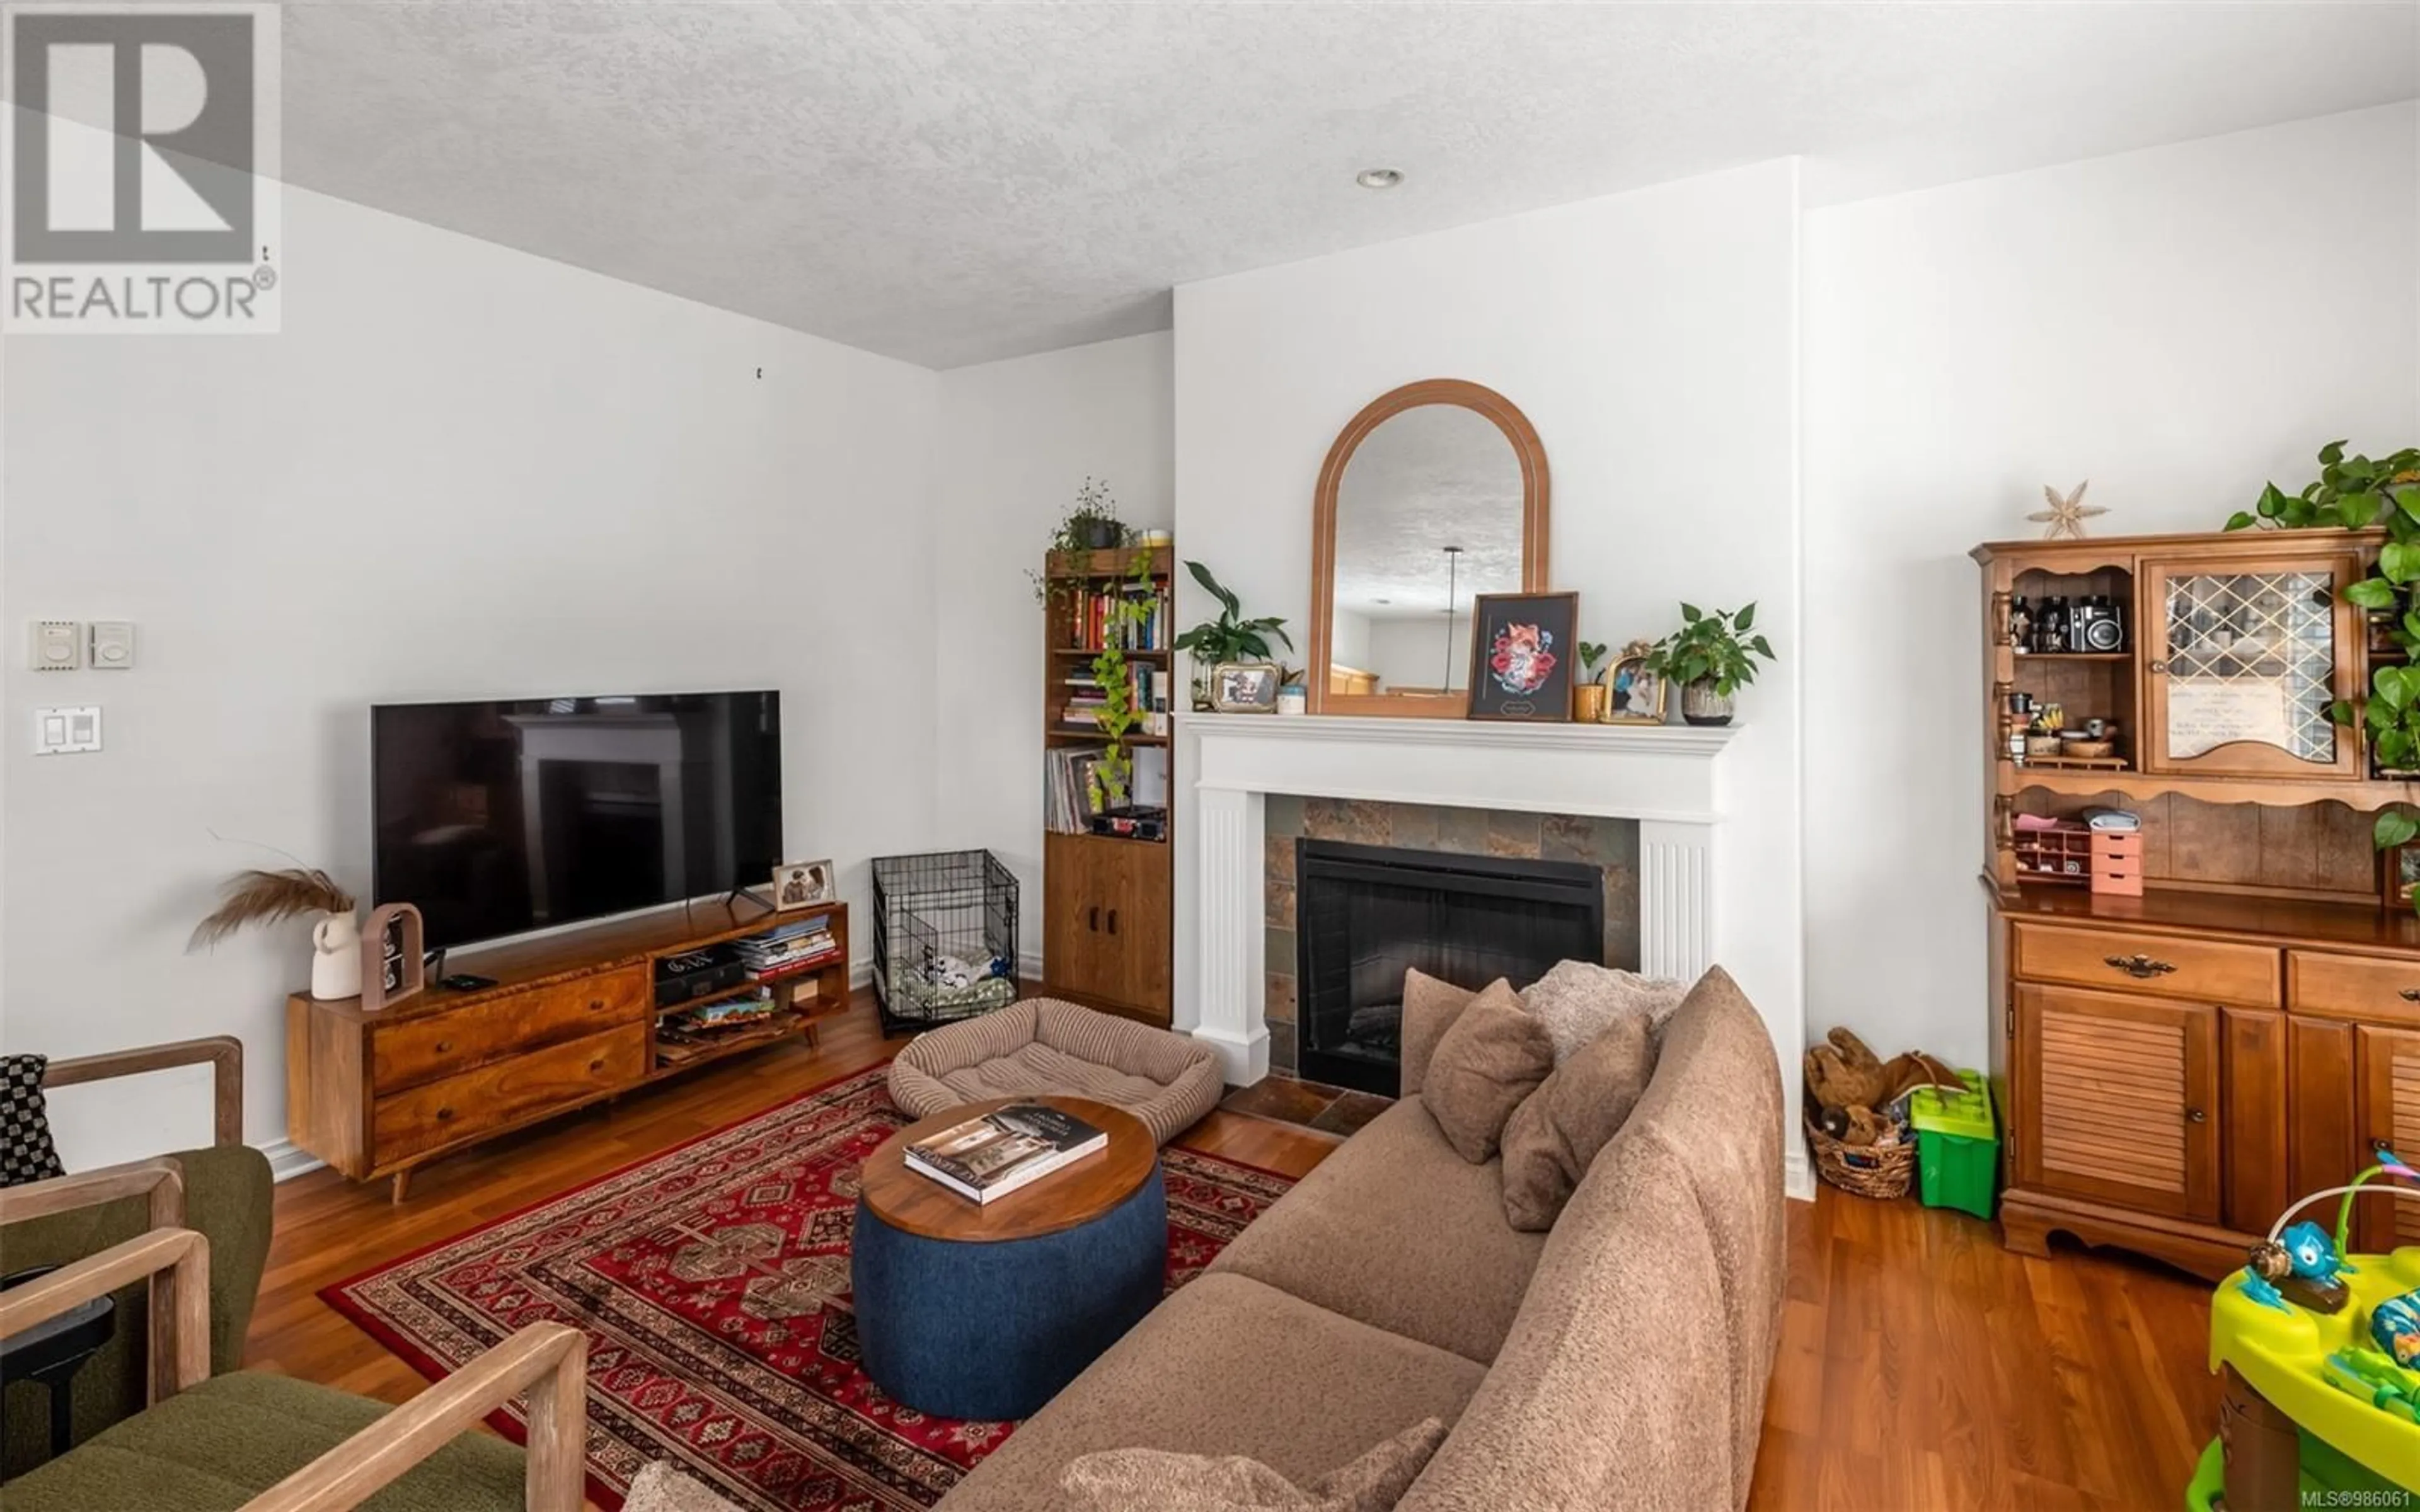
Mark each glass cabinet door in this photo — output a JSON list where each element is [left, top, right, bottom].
[[2142, 553, 2363, 780]]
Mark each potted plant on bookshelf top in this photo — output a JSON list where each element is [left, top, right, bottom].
[[1027, 477, 1129, 604], [1641, 602, 1775, 727], [1172, 561, 1293, 712]]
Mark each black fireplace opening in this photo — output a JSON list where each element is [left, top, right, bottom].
[[1294, 839, 1605, 1096]]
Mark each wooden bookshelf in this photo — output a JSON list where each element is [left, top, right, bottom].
[[1041, 542, 1175, 1026]]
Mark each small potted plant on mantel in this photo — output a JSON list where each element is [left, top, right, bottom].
[[1173, 561, 1293, 711], [1574, 641, 1611, 723], [1642, 602, 1776, 727]]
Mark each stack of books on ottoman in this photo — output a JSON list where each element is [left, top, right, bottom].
[[905, 1104, 1108, 1205], [738, 919, 839, 982]]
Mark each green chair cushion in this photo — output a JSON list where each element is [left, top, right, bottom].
[[1, 1142, 275, 1478], [0, 1371, 529, 1512]]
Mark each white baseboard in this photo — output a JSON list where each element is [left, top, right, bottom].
[[261, 1137, 325, 1183], [1784, 1148, 1815, 1203]]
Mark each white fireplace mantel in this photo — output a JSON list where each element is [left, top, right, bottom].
[[1177, 713, 1742, 1085]]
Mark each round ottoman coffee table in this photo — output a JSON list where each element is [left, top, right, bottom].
[[851, 1095, 1164, 1421]]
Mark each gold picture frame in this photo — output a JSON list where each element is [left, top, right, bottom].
[[1209, 662, 1281, 714], [1605, 639, 1668, 726]]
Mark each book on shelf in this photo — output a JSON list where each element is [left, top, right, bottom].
[[1064, 581, 1171, 654], [903, 1102, 1109, 1204], [1045, 744, 1104, 833], [737, 919, 838, 978], [1059, 665, 1170, 735]]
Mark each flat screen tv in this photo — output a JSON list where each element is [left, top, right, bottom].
[[372, 690, 783, 951]]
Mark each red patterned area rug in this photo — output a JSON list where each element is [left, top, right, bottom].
[[321, 1063, 1296, 1511]]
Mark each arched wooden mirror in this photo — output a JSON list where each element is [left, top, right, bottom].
[[1310, 380, 1550, 716]]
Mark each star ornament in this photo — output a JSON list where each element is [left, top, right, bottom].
[[2030, 480, 2106, 541]]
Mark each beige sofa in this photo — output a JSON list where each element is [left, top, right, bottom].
[[936, 965, 1787, 1511]]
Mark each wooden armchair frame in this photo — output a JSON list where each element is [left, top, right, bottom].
[[0, 1181, 587, 1512], [44, 1034, 245, 1149]]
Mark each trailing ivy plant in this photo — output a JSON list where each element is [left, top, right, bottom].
[[1087, 547, 1160, 813], [2224, 440, 2420, 902]]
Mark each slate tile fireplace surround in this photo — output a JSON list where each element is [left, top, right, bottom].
[[1265, 795, 1638, 1086]]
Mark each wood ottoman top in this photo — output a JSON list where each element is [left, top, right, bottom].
[[860, 1096, 1155, 1243]]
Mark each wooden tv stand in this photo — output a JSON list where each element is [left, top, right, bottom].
[[285, 899, 849, 1201]]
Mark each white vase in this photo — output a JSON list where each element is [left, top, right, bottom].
[[311, 912, 364, 1000]]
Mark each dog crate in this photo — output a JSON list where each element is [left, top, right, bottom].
[[870, 849, 1021, 1035]]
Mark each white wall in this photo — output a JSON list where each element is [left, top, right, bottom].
[[1804, 102, 2420, 1069], [932, 334, 1175, 965], [1366, 614, 1471, 692], [1, 184, 940, 1170], [1172, 159, 1806, 1138], [1330, 609, 1372, 673]]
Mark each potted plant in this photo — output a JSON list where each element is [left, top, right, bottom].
[[1172, 561, 1293, 711], [1574, 641, 1611, 723], [2224, 440, 2420, 907], [1027, 477, 1130, 604], [1642, 602, 1776, 727]]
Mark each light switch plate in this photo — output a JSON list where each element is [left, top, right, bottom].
[[30, 621, 79, 672], [89, 621, 135, 669], [34, 706, 100, 754]]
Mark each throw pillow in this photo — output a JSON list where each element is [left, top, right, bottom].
[[1, 1055, 64, 1188], [1420, 980, 1554, 1164], [1061, 1417, 1448, 1511], [1520, 959, 1688, 1065], [1398, 969, 1476, 1097], [1499, 1012, 1657, 1230]]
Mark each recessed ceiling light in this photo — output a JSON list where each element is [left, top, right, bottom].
[[1356, 168, 1403, 190], [1374, 598, 1392, 605]]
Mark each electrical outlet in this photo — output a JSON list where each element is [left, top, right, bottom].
[[30, 621, 79, 671], [34, 706, 100, 754]]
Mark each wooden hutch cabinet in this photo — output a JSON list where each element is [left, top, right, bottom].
[[1976, 529, 2420, 1278]]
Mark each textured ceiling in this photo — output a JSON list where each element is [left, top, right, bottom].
[[1333, 404, 1523, 620], [270, 1, 2420, 367]]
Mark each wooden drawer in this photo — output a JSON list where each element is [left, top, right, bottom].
[[372, 1023, 644, 1164], [2288, 950, 2420, 1025], [372, 968, 648, 1091], [2011, 921, 2279, 1007]]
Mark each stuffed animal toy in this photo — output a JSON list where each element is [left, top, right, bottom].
[[1881, 1050, 1968, 1106], [1806, 1026, 1889, 1113], [1840, 1106, 1887, 1147]]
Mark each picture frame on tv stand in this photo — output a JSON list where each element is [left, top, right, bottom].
[[361, 902, 425, 1011]]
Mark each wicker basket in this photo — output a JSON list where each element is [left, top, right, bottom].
[[1804, 1110, 1916, 1200]]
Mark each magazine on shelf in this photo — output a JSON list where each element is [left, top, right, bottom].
[[902, 1102, 1109, 1204]]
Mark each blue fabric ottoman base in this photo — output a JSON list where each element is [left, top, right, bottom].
[[850, 1168, 1167, 1422]]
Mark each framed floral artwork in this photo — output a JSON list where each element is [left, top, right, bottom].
[[1466, 592, 1579, 721]]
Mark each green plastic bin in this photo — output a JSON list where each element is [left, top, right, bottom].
[[1908, 1070, 1998, 1220]]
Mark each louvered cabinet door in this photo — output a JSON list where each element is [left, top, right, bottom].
[[2015, 983, 2221, 1221], [2357, 1027, 2420, 1251]]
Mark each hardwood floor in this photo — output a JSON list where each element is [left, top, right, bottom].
[[248, 994, 2217, 1509]]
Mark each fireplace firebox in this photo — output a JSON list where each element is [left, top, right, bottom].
[[1293, 839, 1605, 1095]]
